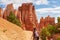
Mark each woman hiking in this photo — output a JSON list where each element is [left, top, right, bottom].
[[33, 28, 39, 40]]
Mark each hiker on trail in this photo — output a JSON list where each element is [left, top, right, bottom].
[[33, 28, 39, 40]]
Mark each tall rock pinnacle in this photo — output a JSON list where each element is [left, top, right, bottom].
[[3, 4, 14, 19], [0, 8, 3, 17], [18, 3, 38, 31]]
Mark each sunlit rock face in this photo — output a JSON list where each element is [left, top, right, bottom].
[[3, 4, 14, 19], [3, 9, 7, 19], [14, 9, 18, 17], [0, 18, 33, 40], [6, 3, 14, 16], [18, 3, 38, 31], [0, 8, 3, 17], [38, 17, 45, 29], [38, 15, 55, 30]]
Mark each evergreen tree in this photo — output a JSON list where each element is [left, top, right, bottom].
[[47, 25, 57, 34], [7, 12, 21, 26], [40, 25, 57, 40], [40, 28, 46, 40]]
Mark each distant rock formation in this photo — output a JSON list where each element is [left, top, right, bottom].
[[0, 3, 38, 31], [38, 15, 55, 30]]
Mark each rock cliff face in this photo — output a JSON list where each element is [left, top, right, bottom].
[[0, 3, 38, 31], [18, 3, 38, 31], [38, 15, 55, 30], [0, 8, 3, 17], [3, 4, 14, 19]]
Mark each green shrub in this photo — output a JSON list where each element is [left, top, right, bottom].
[[7, 12, 21, 26]]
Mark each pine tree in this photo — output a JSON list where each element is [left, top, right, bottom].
[[7, 12, 21, 26]]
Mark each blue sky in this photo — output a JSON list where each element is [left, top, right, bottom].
[[0, 0, 60, 23]]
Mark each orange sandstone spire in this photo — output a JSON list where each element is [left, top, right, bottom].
[[0, 8, 3, 17]]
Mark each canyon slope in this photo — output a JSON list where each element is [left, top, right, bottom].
[[0, 17, 33, 40]]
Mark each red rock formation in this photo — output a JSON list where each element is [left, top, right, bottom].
[[17, 7, 22, 22], [32, 6, 38, 29], [0, 3, 38, 31], [38, 17, 45, 29], [0, 8, 3, 17], [17, 3, 38, 31], [3, 3, 14, 19], [14, 9, 18, 17], [3, 10, 7, 19], [6, 3, 14, 16], [0, 3, 56, 32], [38, 15, 55, 30], [17, 7, 25, 29]]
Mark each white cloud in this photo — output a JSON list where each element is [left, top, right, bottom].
[[34, 0, 49, 5], [1, 0, 22, 9], [36, 7, 60, 14], [36, 7, 60, 23], [0, 0, 49, 9]]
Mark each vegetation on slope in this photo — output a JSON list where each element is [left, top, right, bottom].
[[7, 12, 21, 26]]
